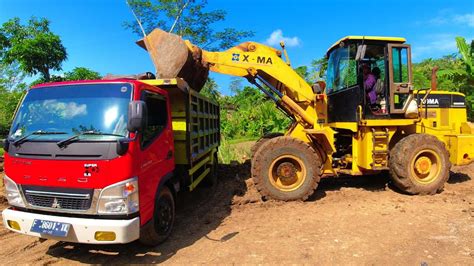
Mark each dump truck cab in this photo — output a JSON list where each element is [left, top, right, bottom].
[[2, 78, 219, 245]]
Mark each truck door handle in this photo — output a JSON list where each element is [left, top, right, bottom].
[[166, 150, 173, 160]]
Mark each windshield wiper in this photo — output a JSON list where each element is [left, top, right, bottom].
[[11, 130, 68, 147], [56, 130, 125, 148]]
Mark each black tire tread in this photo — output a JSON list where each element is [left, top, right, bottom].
[[389, 134, 450, 195], [139, 186, 175, 246], [250, 132, 284, 161], [251, 136, 322, 201]]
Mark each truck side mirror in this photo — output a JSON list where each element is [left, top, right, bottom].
[[2, 139, 9, 153], [127, 101, 147, 133]]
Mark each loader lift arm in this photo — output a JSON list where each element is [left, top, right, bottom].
[[137, 29, 326, 129], [200, 41, 318, 127]]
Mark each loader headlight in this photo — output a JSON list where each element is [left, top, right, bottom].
[[97, 177, 139, 214], [4, 175, 26, 207]]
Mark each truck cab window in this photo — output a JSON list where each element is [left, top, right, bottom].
[[142, 91, 168, 147]]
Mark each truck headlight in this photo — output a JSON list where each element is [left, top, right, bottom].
[[4, 175, 26, 207], [97, 178, 139, 214]]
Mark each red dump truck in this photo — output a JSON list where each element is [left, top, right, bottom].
[[2, 77, 219, 245]]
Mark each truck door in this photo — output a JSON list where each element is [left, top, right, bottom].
[[387, 44, 413, 114], [139, 89, 174, 223]]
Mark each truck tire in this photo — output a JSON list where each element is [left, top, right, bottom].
[[389, 134, 450, 195], [252, 136, 322, 201], [250, 133, 284, 161], [139, 185, 175, 246]]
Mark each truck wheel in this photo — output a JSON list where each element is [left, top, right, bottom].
[[389, 134, 450, 195], [250, 133, 284, 161], [139, 186, 175, 246], [252, 136, 322, 201]]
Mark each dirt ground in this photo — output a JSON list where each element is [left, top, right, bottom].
[[0, 159, 473, 265]]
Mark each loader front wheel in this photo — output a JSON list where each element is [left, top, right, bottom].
[[389, 134, 450, 195], [250, 132, 284, 161], [252, 136, 322, 201]]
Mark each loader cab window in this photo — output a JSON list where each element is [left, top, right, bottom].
[[357, 44, 387, 115], [326, 44, 358, 93], [392, 47, 409, 83], [142, 91, 168, 148]]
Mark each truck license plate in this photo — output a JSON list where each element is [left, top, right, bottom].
[[30, 219, 70, 237]]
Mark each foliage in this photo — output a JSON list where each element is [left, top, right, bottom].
[[0, 87, 25, 137], [218, 136, 255, 164], [412, 38, 474, 120], [62, 67, 101, 81], [0, 61, 27, 92], [311, 57, 328, 81], [0, 17, 67, 81], [454, 36, 474, 75], [219, 86, 291, 139], [124, 0, 254, 50], [200, 78, 221, 102], [30, 67, 102, 86]]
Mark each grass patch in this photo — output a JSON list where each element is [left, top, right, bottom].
[[218, 137, 255, 164], [226, 137, 259, 144], [0, 148, 3, 157]]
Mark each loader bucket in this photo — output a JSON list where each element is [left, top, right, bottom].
[[136, 28, 209, 91]]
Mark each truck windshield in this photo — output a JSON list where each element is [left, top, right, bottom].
[[9, 83, 132, 142]]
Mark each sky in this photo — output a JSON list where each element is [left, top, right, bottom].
[[1, 0, 473, 95]]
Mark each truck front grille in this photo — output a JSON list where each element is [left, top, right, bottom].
[[22, 186, 93, 211]]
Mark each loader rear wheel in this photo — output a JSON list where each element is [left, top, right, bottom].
[[250, 132, 284, 161], [389, 134, 450, 195], [139, 186, 175, 246], [252, 136, 322, 201]]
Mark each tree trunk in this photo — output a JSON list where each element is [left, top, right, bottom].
[[41, 68, 50, 82]]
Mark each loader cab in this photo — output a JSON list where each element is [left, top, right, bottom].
[[325, 36, 414, 122]]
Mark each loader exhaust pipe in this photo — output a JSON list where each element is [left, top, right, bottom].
[[431, 66, 439, 91]]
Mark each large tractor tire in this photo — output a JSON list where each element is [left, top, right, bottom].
[[139, 186, 175, 246], [251, 136, 322, 201], [250, 133, 284, 163], [389, 134, 450, 195]]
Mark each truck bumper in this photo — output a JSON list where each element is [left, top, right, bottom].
[[2, 208, 140, 244]]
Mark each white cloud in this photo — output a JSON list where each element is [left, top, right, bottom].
[[454, 14, 474, 27], [412, 33, 474, 61], [424, 12, 474, 28], [265, 29, 300, 47]]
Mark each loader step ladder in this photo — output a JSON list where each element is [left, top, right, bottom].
[[371, 128, 390, 170]]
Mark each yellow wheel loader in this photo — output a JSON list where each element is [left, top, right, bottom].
[[139, 29, 474, 201]]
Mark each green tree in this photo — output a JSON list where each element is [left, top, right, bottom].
[[30, 67, 102, 86], [455, 37, 474, 76], [294, 66, 310, 83], [0, 17, 67, 81], [0, 61, 27, 91], [412, 37, 474, 120], [124, 0, 254, 50], [0, 87, 25, 137], [63, 67, 101, 81], [200, 78, 221, 102], [311, 57, 328, 80]]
